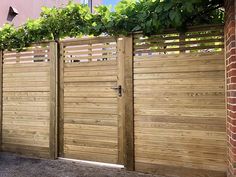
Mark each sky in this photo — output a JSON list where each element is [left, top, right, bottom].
[[103, 0, 121, 6]]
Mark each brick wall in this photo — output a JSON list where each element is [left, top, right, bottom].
[[225, 0, 236, 176]]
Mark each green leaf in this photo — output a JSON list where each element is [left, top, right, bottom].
[[155, 6, 162, 13], [0, 0, 224, 50], [132, 25, 141, 31], [169, 10, 176, 21], [174, 11, 181, 25], [185, 2, 194, 12]]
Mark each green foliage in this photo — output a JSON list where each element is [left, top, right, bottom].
[[40, 3, 92, 40], [0, 0, 224, 50], [0, 24, 18, 50], [92, 0, 224, 35]]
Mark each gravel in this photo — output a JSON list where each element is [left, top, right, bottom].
[[0, 152, 162, 177]]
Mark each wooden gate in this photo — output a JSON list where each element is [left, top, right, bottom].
[[59, 37, 124, 164]]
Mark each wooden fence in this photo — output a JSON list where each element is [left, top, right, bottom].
[[133, 25, 226, 177], [0, 24, 226, 177], [0, 42, 58, 159]]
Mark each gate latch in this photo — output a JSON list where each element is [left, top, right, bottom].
[[111, 85, 122, 97]]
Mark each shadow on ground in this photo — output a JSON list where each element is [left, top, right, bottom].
[[0, 153, 161, 177]]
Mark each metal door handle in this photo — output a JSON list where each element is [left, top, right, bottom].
[[111, 85, 122, 97]]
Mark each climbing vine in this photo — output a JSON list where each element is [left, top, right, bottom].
[[0, 0, 224, 50]]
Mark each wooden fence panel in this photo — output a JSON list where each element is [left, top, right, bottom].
[[1, 42, 57, 158], [133, 24, 227, 177], [0, 24, 227, 177], [60, 37, 123, 164]]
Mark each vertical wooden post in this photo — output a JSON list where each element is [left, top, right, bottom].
[[123, 36, 134, 170], [49, 42, 58, 159], [59, 42, 64, 157], [117, 38, 125, 164], [0, 51, 3, 151], [118, 36, 134, 170], [179, 32, 185, 53]]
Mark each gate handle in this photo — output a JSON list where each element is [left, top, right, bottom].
[[111, 85, 122, 97]]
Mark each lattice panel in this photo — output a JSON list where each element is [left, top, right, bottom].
[[62, 37, 117, 63], [3, 44, 50, 64], [134, 24, 224, 56]]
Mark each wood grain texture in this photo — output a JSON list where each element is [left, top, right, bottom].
[[0, 26, 226, 177], [123, 36, 134, 170], [49, 42, 58, 159], [133, 51, 226, 176], [133, 25, 226, 176], [1, 43, 52, 158], [133, 24, 224, 55], [59, 43, 65, 157], [117, 37, 125, 164], [60, 38, 120, 164]]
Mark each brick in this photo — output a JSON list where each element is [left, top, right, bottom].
[[228, 110, 236, 119], [229, 104, 236, 112], [230, 137, 236, 147], [229, 27, 236, 36], [228, 41, 236, 50], [230, 144, 236, 154], [231, 77, 236, 83], [226, 48, 236, 58], [227, 35, 236, 46], [227, 63, 236, 71], [228, 91, 236, 97], [228, 116, 236, 125], [228, 84, 236, 90], [230, 125, 236, 134], [232, 132, 236, 139], [222, 0, 235, 175], [228, 55, 236, 64], [229, 21, 236, 30]]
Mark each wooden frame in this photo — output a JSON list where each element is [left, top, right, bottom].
[[117, 37, 125, 164], [124, 36, 134, 170], [59, 42, 64, 157], [117, 36, 134, 169], [49, 42, 58, 159]]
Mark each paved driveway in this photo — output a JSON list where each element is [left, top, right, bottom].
[[0, 153, 161, 177]]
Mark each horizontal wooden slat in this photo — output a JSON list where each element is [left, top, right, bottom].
[[62, 36, 116, 46], [134, 32, 224, 43], [64, 138, 117, 149], [133, 42, 226, 177], [2, 144, 50, 158], [64, 75, 117, 82], [135, 162, 226, 177], [134, 25, 224, 55], [134, 38, 224, 50], [62, 38, 119, 164], [64, 60, 116, 67], [64, 44, 117, 52], [64, 152, 117, 164], [2, 44, 51, 158], [64, 70, 117, 77]]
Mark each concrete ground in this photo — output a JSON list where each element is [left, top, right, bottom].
[[0, 152, 161, 177]]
